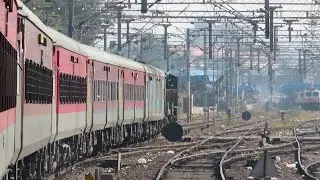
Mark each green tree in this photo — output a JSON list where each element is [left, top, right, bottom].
[[24, 0, 107, 45]]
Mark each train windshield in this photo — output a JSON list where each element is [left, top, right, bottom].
[[306, 92, 312, 97], [313, 92, 319, 97]]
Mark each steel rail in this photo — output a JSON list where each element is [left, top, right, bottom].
[[219, 122, 258, 180], [154, 125, 260, 180], [294, 120, 320, 180], [306, 161, 320, 179]]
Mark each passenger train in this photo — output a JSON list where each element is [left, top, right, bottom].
[[0, 1, 177, 179]]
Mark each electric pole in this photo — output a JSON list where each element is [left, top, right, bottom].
[[124, 18, 135, 58], [203, 29, 208, 121], [303, 49, 308, 79], [257, 49, 260, 73], [159, 23, 171, 72], [116, 7, 125, 53], [283, 19, 298, 42], [298, 49, 303, 84], [68, 0, 74, 38], [186, 28, 191, 123]]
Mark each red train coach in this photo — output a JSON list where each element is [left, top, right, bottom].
[[11, 2, 54, 178], [0, 0, 18, 178], [46, 27, 87, 142]]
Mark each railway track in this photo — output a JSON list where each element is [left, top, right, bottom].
[[50, 111, 283, 180], [46, 114, 231, 180], [155, 119, 264, 180], [294, 119, 320, 180]]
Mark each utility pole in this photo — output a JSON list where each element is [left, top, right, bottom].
[[283, 19, 298, 42], [101, 21, 111, 52], [303, 49, 308, 79], [267, 53, 273, 102], [116, 7, 124, 53], [273, 25, 282, 62], [250, 20, 260, 43], [257, 50, 260, 73], [250, 44, 253, 70], [205, 20, 217, 120], [203, 29, 208, 121], [236, 38, 241, 67], [225, 49, 230, 111], [159, 23, 171, 72], [298, 49, 303, 84], [44, 9, 48, 25], [229, 49, 233, 110], [124, 18, 135, 58], [68, 0, 74, 37], [79, 24, 83, 42], [266, 5, 281, 101], [103, 25, 107, 51], [186, 28, 191, 123], [140, 34, 143, 61]]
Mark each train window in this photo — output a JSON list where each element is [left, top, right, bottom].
[[0, 36, 17, 112], [124, 83, 127, 100], [132, 84, 134, 101], [136, 86, 139, 101], [81, 77, 87, 103], [110, 82, 113, 101], [129, 84, 132, 101], [116, 82, 119, 100], [25, 59, 53, 104], [127, 84, 129, 101], [104, 81, 107, 101], [107, 81, 110, 101], [112, 82, 115, 101], [113, 82, 116, 101], [313, 92, 319, 97]]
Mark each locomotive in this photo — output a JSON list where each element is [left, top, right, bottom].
[[0, 1, 178, 179], [298, 88, 320, 110]]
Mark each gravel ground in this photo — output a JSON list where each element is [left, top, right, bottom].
[[226, 151, 301, 180], [55, 111, 281, 180]]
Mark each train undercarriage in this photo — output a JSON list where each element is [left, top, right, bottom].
[[3, 119, 167, 180], [300, 103, 320, 111]]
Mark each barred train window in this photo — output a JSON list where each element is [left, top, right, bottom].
[[0, 32, 17, 112], [25, 58, 53, 104], [59, 72, 87, 104]]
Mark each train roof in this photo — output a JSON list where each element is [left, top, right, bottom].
[[79, 44, 120, 66], [46, 27, 84, 55], [143, 64, 166, 77], [17, 0, 52, 41], [79, 44, 146, 72]]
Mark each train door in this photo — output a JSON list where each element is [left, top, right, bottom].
[[144, 74, 149, 122], [118, 68, 124, 125], [73, 60, 80, 134], [133, 71, 137, 122], [85, 60, 93, 133], [104, 65, 109, 127]]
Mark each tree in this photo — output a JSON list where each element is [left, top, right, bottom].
[[24, 0, 108, 45]]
